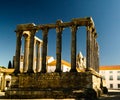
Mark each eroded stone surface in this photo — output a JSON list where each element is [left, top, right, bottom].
[[6, 72, 101, 99]]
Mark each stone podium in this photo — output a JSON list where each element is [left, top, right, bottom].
[[6, 72, 102, 99]]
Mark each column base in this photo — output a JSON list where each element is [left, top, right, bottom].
[[70, 69, 77, 72], [55, 68, 62, 73], [13, 70, 20, 75], [27, 69, 34, 73], [40, 69, 47, 73]]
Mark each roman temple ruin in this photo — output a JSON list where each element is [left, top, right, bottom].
[[5, 17, 101, 99]]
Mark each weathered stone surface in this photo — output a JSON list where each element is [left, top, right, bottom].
[[6, 72, 102, 99], [70, 25, 77, 72], [55, 20, 63, 72], [17, 73, 89, 89], [10, 75, 19, 88], [14, 31, 23, 74], [27, 30, 36, 73], [23, 33, 30, 73], [41, 28, 49, 73]]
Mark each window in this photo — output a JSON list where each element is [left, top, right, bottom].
[[110, 84, 113, 88], [102, 76, 105, 80], [117, 75, 120, 80], [118, 84, 120, 88], [109, 75, 113, 80], [117, 71, 120, 73], [109, 71, 113, 73], [6, 81, 10, 87], [101, 71, 105, 74]]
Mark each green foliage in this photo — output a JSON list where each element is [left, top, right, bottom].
[[0, 66, 6, 69]]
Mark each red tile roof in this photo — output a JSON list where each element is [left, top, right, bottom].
[[100, 65, 120, 70]]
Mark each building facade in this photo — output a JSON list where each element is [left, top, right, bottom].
[[0, 68, 14, 91], [99, 65, 120, 89], [47, 59, 71, 72]]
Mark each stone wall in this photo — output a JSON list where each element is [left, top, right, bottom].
[[10, 75, 19, 88], [18, 72, 92, 90], [5, 72, 102, 99]]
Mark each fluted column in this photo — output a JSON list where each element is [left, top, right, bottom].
[[70, 25, 77, 72], [41, 27, 49, 73], [93, 32, 99, 72], [92, 32, 97, 71], [36, 41, 41, 73], [95, 41, 99, 72], [1, 73, 6, 91], [23, 33, 30, 73], [86, 25, 92, 71], [97, 43, 100, 72], [95, 40, 97, 72], [14, 30, 23, 74], [33, 39, 36, 72], [92, 33, 95, 70], [91, 29, 94, 70], [27, 30, 36, 73], [55, 20, 63, 72]]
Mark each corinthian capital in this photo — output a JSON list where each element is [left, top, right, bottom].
[[56, 20, 63, 33], [71, 25, 78, 32], [42, 27, 49, 35]]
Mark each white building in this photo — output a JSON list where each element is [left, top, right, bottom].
[[47, 60, 71, 72], [99, 65, 120, 89], [0, 68, 14, 91], [15, 55, 71, 73]]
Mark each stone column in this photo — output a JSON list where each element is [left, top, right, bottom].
[[36, 41, 41, 73], [14, 30, 23, 74], [91, 29, 95, 70], [33, 39, 36, 72], [96, 41, 99, 72], [41, 27, 49, 73], [93, 32, 99, 72], [92, 32, 95, 70], [92, 32, 97, 71], [23, 33, 30, 73], [95, 41, 97, 72], [70, 25, 77, 72], [97, 46, 100, 73], [1, 73, 6, 92], [27, 30, 36, 73], [86, 25, 92, 71], [55, 20, 63, 72]]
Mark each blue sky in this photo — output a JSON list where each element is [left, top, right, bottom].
[[0, 0, 120, 67]]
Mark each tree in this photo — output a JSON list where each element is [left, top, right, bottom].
[[0, 66, 6, 68], [13, 60, 14, 68], [8, 60, 12, 69]]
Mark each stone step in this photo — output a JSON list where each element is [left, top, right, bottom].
[[5, 89, 84, 99]]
